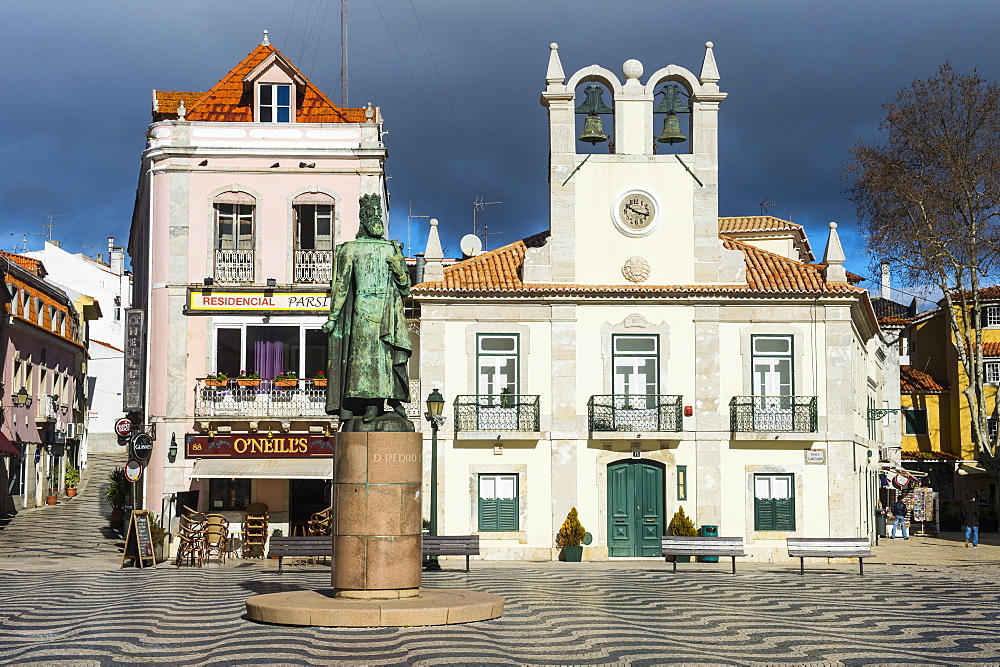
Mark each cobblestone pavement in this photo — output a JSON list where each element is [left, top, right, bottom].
[[3, 473, 1000, 665], [2, 559, 1000, 665]]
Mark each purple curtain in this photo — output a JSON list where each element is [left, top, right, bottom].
[[255, 340, 283, 379]]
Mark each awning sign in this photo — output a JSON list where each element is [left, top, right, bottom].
[[187, 290, 330, 313], [186, 434, 335, 458]]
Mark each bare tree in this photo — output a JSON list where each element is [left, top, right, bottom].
[[848, 63, 1000, 481]]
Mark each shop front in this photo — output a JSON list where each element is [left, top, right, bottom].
[[180, 433, 334, 538]]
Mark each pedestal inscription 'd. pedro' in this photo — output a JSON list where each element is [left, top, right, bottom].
[[323, 194, 414, 431]]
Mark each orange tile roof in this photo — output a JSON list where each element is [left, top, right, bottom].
[[901, 450, 960, 461], [718, 216, 802, 233], [1, 252, 44, 277], [157, 44, 367, 123], [153, 91, 204, 117], [900, 365, 948, 393], [983, 341, 1000, 356], [412, 232, 863, 296], [2, 259, 83, 349]]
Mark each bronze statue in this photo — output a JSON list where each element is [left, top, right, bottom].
[[323, 194, 414, 431]]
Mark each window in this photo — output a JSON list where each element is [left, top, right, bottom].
[[295, 204, 334, 250], [216, 203, 255, 250], [259, 83, 291, 123], [114, 296, 121, 322], [7, 444, 26, 496], [984, 306, 1000, 327], [751, 335, 793, 396], [989, 418, 998, 443], [478, 474, 518, 531], [208, 478, 251, 510], [612, 334, 659, 396], [986, 360, 1000, 384], [477, 334, 518, 396], [213, 325, 326, 379], [754, 473, 795, 531], [676, 465, 688, 501], [903, 408, 928, 435]]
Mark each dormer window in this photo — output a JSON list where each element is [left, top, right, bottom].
[[259, 84, 291, 123]]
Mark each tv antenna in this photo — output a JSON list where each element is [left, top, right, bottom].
[[407, 202, 430, 258], [473, 198, 502, 250], [759, 197, 777, 216], [8, 232, 46, 253], [41, 214, 66, 242]]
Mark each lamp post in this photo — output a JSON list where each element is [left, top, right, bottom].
[[12, 387, 31, 408], [424, 388, 446, 570]]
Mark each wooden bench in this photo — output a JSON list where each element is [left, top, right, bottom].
[[786, 537, 874, 575], [422, 535, 480, 572], [661, 536, 746, 574], [268, 536, 330, 574]]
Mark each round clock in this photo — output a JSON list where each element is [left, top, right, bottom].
[[612, 190, 660, 237]]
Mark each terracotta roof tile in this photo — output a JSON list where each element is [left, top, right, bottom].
[[153, 91, 204, 119], [718, 216, 802, 233], [412, 231, 863, 296], [155, 44, 367, 123], [901, 450, 960, 461], [983, 341, 1000, 356], [900, 365, 948, 393], [1, 252, 44, 277]]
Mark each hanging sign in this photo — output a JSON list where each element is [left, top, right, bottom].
[[131, 433, 153, 461], [124, 459, 143, 482], [121, 510, 155, 569], [115, 418, 133, 437], [123, 309, 146, 412]]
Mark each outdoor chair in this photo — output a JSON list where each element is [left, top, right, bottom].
[[203, 514, 229, 564], [242, 503, 269, 559]]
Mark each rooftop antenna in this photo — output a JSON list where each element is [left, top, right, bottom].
[[407, 202, 429, 258], [41, 214, 66, 242], [341, 0, 348, 107], [473, 197, 501, 249], [759, 197, 777, 217], [8, 232, 46, 253]]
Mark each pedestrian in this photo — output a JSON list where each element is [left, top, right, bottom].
[[889, 498, 909, 540], [964, 492, 980, 548]]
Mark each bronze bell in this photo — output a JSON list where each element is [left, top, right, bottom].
[[657, 113, 686, 144], [579, 114, 607, 144]]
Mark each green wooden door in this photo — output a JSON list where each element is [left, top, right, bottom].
[[607, 460, 665, 557]]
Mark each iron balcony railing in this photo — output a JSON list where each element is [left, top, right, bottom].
[[588, 394, 683, 432], [454, 395, 540, 432], [195, 378, 329, 418], [293, 249, 334, 283], [730, 395, 818, 432], [215, 249, 255, 283]]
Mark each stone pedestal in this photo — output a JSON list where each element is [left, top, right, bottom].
[[332, 431, 422, 598]]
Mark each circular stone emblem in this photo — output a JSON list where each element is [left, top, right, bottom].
[[622, 256, 651, 283]]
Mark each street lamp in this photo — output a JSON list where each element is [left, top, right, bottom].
[[12, 387, 31, 408], [424, 389, 446, 570]]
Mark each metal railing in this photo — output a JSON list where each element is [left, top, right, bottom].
[[730, 395, 817, 432], [195, 379, 329, 417], [588, 394, 683, 432], [215, 250, 255, 283], [454, 395, 540, 432], [293, 249, 333, 283]]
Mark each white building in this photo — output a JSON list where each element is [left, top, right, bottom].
[[25, 240, 130, 455], [410, 43, 896, 561]]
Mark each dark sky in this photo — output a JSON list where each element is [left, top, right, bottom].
[[3, 0, 999, 299]]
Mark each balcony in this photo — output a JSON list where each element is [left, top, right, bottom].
[[215, 250, 254, 283], [195, 379, 329, 418], [730, 396, 817, 432], [294, 249, 334, 283], [454, 395, 540, 433], [35, 394, 58, 423], [588, 395, 683, 433]]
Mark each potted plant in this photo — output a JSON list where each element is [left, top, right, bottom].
[[105, 467, 130, 530], [274, 371, 298, 388], [312, 371, 327, 388], [65, 463, 80, 497], [668, 505, 698, 562], [148, 512, 169, 563], [204, 371, 228, 387], [556, 507, 587, 562], [236, 370, 261, 387], [45, 487, 58, 505]]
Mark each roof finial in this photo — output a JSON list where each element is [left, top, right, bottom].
[[262, 30, 270, 46], [822, 221, 848, 284], [546, 42, 565, 86], [700, 40, 720, 84], [177, 100, 187, 121]]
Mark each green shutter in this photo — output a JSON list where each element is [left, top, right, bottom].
[[754, 498, 776, 530], [497, 497, 518, 531], [774, 497, 795, 531], [479, 498, 499, 531]]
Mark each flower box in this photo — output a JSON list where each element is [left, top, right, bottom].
[[205, 379, 228, 387], [237, 379, 261, 387], [274, 379, 299, 388], [311, 379, 327, 387]]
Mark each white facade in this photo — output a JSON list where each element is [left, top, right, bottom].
[[24, 241, 130, 454], [411, 43, 897, 562]]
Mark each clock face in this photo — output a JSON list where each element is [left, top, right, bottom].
[[612, 190, 659, 237]]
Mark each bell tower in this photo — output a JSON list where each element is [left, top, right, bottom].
[[525, 42, 733, 286]]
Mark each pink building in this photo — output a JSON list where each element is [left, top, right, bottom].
[[128, 36, 387, 536], [1, 252, 95, 511]]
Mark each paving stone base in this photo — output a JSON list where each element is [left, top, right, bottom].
[[246, 587, 504, 627]]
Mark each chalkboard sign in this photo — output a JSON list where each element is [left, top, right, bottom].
[[121, 510, 156, 569]]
